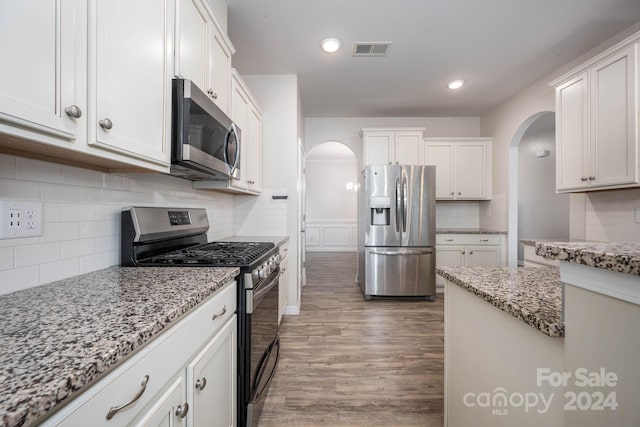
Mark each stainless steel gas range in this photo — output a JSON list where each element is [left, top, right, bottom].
[[121, 206, 280, 427]]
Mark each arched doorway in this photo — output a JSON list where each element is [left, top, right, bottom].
[[304, 141, 358, 253], [507, 111, 570, 265]]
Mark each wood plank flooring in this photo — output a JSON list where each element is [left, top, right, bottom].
[[258, 252, 444, 427]]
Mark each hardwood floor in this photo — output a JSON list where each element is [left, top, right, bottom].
[[258, 252, 444, 427]]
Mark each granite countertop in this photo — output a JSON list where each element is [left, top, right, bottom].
[[0, 266, 239, 427], [437, 266, 564, 338], [436, 228, 507, 234], [217, 235, 289, 246], [535, 241, 640, 276]]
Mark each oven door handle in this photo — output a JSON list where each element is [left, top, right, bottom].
[[247, 270, 279, 314], [254, 337, 281, 404]]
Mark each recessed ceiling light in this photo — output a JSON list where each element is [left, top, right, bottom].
[[321, 37, 341, 53], [448, 80, 465, 90]]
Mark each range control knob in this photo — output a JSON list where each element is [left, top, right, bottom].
[[252, 269, 260, 281], [258, 267, 267, 279]]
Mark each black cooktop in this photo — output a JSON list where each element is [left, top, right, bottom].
[[144, 241, 275, 266]]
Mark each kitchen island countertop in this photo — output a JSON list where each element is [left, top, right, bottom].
[[535, 241, 640, 276], [0, 266, 239, 427], [436, 266, 564, 337]]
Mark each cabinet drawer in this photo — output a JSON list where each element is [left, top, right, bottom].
[[53, 280, 237, 427], [436, 234, 501, 246], [279, 240, 289, 258]]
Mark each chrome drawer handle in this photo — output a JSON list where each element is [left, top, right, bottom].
[[212, 305, 227, 320], [175, 402, 189, 419], [444, 239, 454, 242], [195, 377, 207, 391], [480, 239, 489, 242], [106, 375, 149, 420]]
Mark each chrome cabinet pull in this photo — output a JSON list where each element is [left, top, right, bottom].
[[212, 305, 227, 320], [450, 192, 454, 196], [99, 118, 113, 130], [480, 239, 489, 242], [64, 105, 82, 119], [195, 377, 207, 391], [458, 192, 462, 195], [469, 251, 474, 255], [247, 180, 255, 184], [106, 375, 149, 420], [175, 402, 189, 419], [212, 92, 218, 100], [444, 238, 454, 242], [581, 177, 588, 181], [588, 176, 596, 181], [461, 251, 466, 255]]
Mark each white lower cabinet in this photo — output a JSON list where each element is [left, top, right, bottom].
[[45, 280, 237, 427], [187, 318, 236, 427], [435, 234, 506, 288], [133, 377, 186, 427], [278, 241, 290, 324]]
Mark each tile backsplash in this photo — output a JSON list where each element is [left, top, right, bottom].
[[0, 153, 235, 295], [435, 202, 480, 229], [584, 188, 640, 242]]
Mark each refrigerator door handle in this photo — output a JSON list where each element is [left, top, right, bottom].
[[402, 175, 408, 232], [370, 249, 434, 256], [395, 177, 402, 232]]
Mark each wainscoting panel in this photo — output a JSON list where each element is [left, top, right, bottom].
[[306, 219, 357, 252]]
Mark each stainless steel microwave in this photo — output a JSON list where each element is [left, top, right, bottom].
[[170, 79, 240, 181]]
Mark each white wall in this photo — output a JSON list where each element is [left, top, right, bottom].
[[305, 159, 357, 220], [241, 74, 301, 313], [0, 153, 235, 295], [517, 126, 570, 261]]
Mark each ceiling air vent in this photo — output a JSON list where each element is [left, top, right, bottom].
[[352, 42, 391, 57]]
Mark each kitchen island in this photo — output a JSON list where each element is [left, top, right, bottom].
[[0, 266, 238, 427], [438, 266, 565, 427]]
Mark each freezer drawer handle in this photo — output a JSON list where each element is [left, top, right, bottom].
[[370, 249, 433, 256]]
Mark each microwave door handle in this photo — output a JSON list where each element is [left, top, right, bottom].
[[225, 123, 240, 175]]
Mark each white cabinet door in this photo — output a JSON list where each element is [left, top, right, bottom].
[[279, 255, 289, 324], [230, 76, 249, 189], [364, 132, 394, 165], [211, 30, 231, 113], [90, 0, 172, 166], [556, 72, 589, 191], [590, 45, 637, 188], [187, 316, 236, 427], [175, 0, 210, 92], [456, 143, 487, 199], [394, 132, 422, 165], [133, 378, 186, 427], [435, 246, 465, 286], [247, 105, 262, 192], [466, 246, 499, 267], [0, 0, 82, 140], [424, 143, 455, 199]]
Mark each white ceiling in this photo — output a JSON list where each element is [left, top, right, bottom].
[[226, 0, 640, 117]]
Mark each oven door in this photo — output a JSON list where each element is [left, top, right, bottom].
[[246, 268, 280, 427]]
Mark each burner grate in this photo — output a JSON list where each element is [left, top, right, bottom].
[[146, 241, 275, 266]]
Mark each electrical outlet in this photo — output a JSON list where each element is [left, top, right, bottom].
[[0, 201, 43, 239]]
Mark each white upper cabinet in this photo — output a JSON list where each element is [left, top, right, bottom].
[[175, 0, 233, 113], [0, 0, 83, 141], [424, 138, 492, 200], [552, 38, 639, 192], [89, 0, 173, 167], [362, 128, 424, 166]]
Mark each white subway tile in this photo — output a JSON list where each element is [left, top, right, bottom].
[[62, 165, 98, 187], [0, 154, 16, 178], [79, 221, 112, 238], [99, 173, 123, 190], [0, 178, 41, 200], [0, 266, 39, 295], [78, 187, 103, 203], [95, 235, 117, 253], [39, 222, 80, 242], [0, 247, 14, 271], [43, 203, 62, 222], [40, 258, 80, 285], [96, 205, 120, 221], [41, 183, 80, 203], [62, 238, 96, 259], [16, 157, 63, 183], [15, 242, 61, 267], [0, 236, 40, 248], [80, 253, 114, 274], [62, 204, 96, 222]]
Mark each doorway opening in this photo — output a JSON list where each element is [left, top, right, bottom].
[[304, 141, 358, 254], [508, 111, 570, 265]]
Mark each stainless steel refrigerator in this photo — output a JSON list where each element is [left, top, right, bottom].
[[356, 165, 436, 300]]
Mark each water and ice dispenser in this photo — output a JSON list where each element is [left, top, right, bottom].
[[370, 196, 391, 225]]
